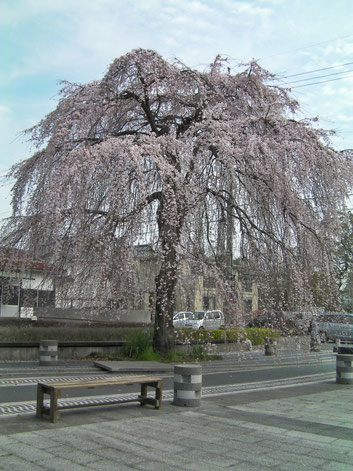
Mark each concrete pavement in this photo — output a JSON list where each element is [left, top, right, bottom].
[[1, 381, 352, 470], [0, 361, 353, 470]]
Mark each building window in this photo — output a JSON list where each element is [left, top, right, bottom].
[[203, 296, 216, 310], [241, 277, 253, 292], [20, 289, 38, 307], [38, 290, 55, 307], [243, 298, 253, 313], [203, 277, 216, 289], [2, 285, 19, 306], [19, 289, 54, 308]]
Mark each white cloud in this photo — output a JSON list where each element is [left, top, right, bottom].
[[322, 86, 336, 96], [0, 105, 10, 114], [1, 0, 353, 225], [336, 113, 353, 123], [259, 0, 284, 4], [230, 1, 271, 15], [1, 0, 278, 84], [184, 0, 213, 14], [171, 14, 214, 29]]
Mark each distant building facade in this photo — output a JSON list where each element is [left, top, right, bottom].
[[0, 249, 55, 318], [0, 246, 258, 323]]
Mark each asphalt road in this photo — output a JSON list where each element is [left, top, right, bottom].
[[0, 347, 336, 404]]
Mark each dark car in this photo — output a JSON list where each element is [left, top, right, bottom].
[[247, 311, 301, 334], [310, 313, 353, 342]]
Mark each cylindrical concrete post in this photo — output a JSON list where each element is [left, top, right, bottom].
[[264, 337, 277, 356], [337, 343, 353, 355], [310, 333, 320, 352], [336, 344, 353, 384], [173, 364, 202, 407], [39, 340, 58, 366], [333, 338, 341, 353]]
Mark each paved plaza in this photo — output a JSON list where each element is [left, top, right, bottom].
[[0, 373, 353, 470]]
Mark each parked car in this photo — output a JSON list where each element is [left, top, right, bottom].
[[310, 313, 353, 342], [290, 312, 314, 333], [183, 310, 225, 330], [173, 311, 194, 328], [247, 311, 301, 334]]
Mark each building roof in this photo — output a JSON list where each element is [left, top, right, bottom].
[[0, 248, 54, 273]]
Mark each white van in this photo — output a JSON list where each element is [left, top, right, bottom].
[[172, 311, 194, 328], [183, 310, 225, 330]]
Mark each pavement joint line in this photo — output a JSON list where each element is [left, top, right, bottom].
[[0, 372, 335, 418], [203, 378, 336, 398], [201, 359, 335, 375]]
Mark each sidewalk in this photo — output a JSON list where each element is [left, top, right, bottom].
[[0, 375, 353, 470]]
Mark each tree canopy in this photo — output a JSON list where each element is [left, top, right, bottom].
[[2, 49, 353, 352]]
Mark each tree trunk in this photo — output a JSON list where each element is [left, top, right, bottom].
[[153, 258, 177, 355], [153, 232, 178, 354], [153, 193, 180, 355]]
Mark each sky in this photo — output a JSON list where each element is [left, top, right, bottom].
[[1, 0, 353, 222]]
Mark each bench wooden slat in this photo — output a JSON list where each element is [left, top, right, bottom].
[[38, 376, 161, 390]]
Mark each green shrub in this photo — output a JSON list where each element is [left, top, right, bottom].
[[244, 328, 280, 345], [137, 348, 161, 362], [0, 321, 280, 352], [174, 328, 213, 343], [189, 344, 222, 361], [190, 344, 209, 360], [120, 328, 153, 359], [164, 350, 185, 362], [174, 327, 280, 346]]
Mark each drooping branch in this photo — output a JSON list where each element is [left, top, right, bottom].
[[3, 48, 352, 352]]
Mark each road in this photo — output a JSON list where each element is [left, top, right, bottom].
[[0, 344, 336, 415]]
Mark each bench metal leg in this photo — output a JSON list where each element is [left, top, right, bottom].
[[50, 389, 61, 423], [139, 382, 162, 409], [140, 384, 148, 406], [156, 381, 162, 409]]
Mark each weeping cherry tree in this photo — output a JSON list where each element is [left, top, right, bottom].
[[2, 49, 353, 353]]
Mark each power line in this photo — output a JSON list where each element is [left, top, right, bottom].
[[261, 33, 353, 60], [290, 73, 353, 89], [278, 60, 353, 79], [283, 68, 353, 86]]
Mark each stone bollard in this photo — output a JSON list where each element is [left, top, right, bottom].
[[336, 342, 353, 384], [39, 340, 58, 366], [310, 333, 320, 352], [173, 364, 202, 407], [264, 337, 277, 356], [333, 338, 341, 353]]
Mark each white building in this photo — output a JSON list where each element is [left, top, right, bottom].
[[0, 250, 55, 318]]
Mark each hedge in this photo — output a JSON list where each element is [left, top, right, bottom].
[[174, 327, 280, 346]]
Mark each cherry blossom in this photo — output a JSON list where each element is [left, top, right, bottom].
[[2, 49, 352, 353]]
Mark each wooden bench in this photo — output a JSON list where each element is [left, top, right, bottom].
[[36, 375, 163, 423]]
